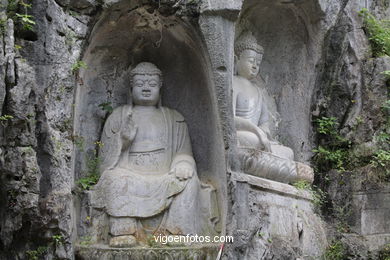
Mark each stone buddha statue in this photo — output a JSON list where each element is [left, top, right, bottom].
[[233, 33, 313, 184], [92, 62, 218, 247]]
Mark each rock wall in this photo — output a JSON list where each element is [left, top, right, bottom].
[[0, 0, 388, 259]]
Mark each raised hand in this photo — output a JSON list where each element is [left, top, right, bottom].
[[121, 109, 137, 144]]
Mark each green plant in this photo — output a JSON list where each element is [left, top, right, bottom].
[[376, 131, 390, 144], [15, 13, 35, 30], [0, 114, 13, 121], [334, 204, 352, 233], [323, 241, 346, 260], [77, 148, 101, 190], [379, 243, 390, 260], [71, 61, 87, 73], [79, 235, 92, 246], [370, 150, 390, 179], [382, 70, 390, 78], [77, 173, 99, 190], [98, 102, 113, 114], [313, 116, 352, 172], [313, 146, 347, 172], [382, 100, 390, 110], [26, 246, 47, 260], [292, 180, 311, 190], [359, 9, 390, 57], [52, 234, 63, 246], [7, 0, 35, 31], [316, 116, 339, 136], [73, 135, 84, 152]]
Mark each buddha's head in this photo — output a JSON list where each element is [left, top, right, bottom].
[[235, 33, 264, 80], [130, 62, 162, 106]]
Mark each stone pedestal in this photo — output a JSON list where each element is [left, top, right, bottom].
[[75, 244, 220, 260], [350, 187, 390, 250], [229, 172, 327, 259]]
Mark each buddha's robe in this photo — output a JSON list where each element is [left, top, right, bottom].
[[233, 76, 294, 160], [96, 105, 194, 218]]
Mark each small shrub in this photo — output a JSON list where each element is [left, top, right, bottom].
[[316, 116, 339, 136], [52, 234, 63, 246], [77, 173, 99, 190], [313, 146, 348, 172], [382, 100, 390, 110], [382, 70, 390, 78], [98, 102, 113, 114], [26, 246, 47, 260], [79, 235, 92, 246], [292, 180, 326, 213], [370, 149, 390, 179], [359, 9, 390, 57], [71, 61, 87, 73], [0, 114, 13, 121], [323, 241, 346, 260], [7, 0, 35, 32], [292, 180, 311, 190], [15, 13, 35, 31], [77, 148, 101, 190], [379, 243, 390, 260], [73, 135, 85, 152]]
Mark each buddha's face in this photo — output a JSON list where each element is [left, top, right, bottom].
[[236, 49, 262, 80], [131, 74, 161, 106]]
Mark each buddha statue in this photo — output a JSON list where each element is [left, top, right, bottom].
[[233, 32, 313, 184], [91, 62, 219, 247]]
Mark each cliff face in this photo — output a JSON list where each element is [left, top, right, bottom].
[[0, 0, 388, 259]]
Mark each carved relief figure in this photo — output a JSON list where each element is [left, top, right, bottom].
[[93, 62, 218, 247], [233, 33, 313, 184]]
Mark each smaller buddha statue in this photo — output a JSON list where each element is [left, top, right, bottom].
[[233, 32, 313, 184]]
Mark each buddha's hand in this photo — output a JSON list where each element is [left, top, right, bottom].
[[170, 162, 194, 181], [121, 110, 137, 143], [256, 128, 271, 152]]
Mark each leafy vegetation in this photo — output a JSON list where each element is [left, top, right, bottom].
[[98, 102, 114, 114], [379, 243, 390, 260], [370, 149, 390, 180], [79, 235, 93, 246], [71, 61, 88, 73], [359, 9, 390, 57], [292, 180, 326, 213], [381, 70, 390, 78], [313, 117, 351, 172], [77, 144, 101, 190], [7, 0, 36, 31], [0, 114, 13, 121], [323, 241, 346, 260], [26, 246, 47, 260], [52, 234, 63, 246]]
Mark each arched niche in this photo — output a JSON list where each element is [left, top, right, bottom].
[[236, 0, 323, 162], [73, 1, 226, 237]]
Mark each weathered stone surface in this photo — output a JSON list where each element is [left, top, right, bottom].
[[0, 0, 388, 259], [76, 244, 220, 260], [226, 172, 327, 259]]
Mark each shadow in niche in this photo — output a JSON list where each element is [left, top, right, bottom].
[[236, 0, 323, 162], [73, 2, 226, 241]]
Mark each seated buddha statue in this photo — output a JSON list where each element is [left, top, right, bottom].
[[92, 62, 219, 247], [233, 33, 313, 184]]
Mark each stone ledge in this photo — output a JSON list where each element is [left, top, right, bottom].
[[231, 172, 313, 201], [343, 233, 390, 251], [75, 244, 220, 260]]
